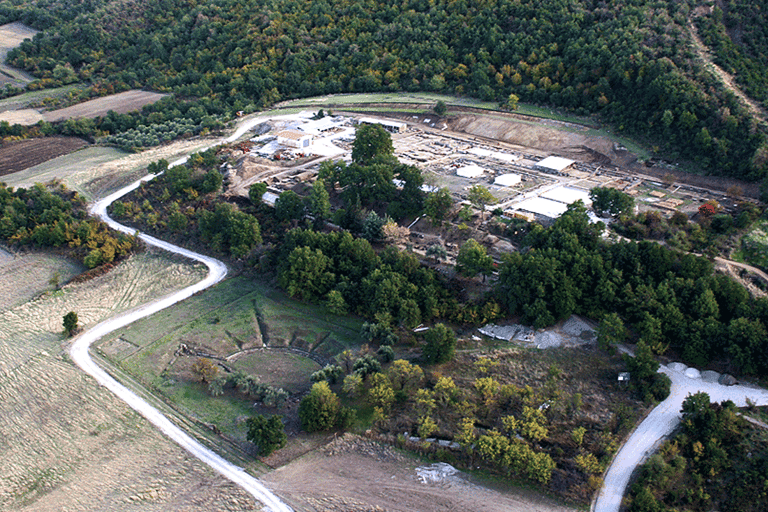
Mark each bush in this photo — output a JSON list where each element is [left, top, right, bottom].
[[246, 414, 286, 456]]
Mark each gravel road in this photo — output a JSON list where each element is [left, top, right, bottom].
[[69, 121, 293, 512], [594, 363, 768, 512]]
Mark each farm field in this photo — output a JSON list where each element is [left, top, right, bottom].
[[0, 246, 84, 311], [0, 137, 90, 175], [42, 90, 167, 122], [0, 22, 37, 86], [96, 276, 363, 442], [0, 248, 264, 510], [3, 136, 217, 199]]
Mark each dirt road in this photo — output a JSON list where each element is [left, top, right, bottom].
[[70, 144, 292, 510], [593, 363, 768, 512]]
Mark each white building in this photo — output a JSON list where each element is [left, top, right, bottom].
[[276, 130, 313, 149], [456, 164, 485, 178], [358, 117, 406, 133], [494, 173, 521, 187], [535, 156, 575, 173]]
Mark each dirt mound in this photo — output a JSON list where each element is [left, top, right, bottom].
[[448, 114, 630, 166]]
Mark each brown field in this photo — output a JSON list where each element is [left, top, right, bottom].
[[0, 248, 266, 510], [0, 22, 38, 86], [0, 246, 85, 311], [0, 137, 89, 175], [42, 90, 167, 122], [263, 434, 576, 512]]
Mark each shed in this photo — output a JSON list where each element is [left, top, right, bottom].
[[276, 130, 313, 148], [494, 173, 521, 187], [536, 156, 575, 173], [456, 164, 485, 178], [541, 186, 592, 205]]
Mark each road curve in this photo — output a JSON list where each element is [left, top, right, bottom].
[[70, 123, 293, 512], [593, 364, 768, 512]]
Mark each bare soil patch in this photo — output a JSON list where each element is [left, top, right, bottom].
[[42, 90, 167, 122], [448, 113, 627, 166], [0, 108, 43, 125], [0, 137, 89, 174], [262, 434, 576, 512]]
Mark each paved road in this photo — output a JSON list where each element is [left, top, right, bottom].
[[593, 363, 768, 512], [70, 122, 293, 512]]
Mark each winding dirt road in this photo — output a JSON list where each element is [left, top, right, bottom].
[[69, 119, 293, 512], [593, 363, 768, 512]]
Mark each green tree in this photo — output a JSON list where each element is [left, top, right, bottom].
[[426, 244, 447, 263], [299, 381, 341, 432], [249, 182, 267, 204], [63, 311, 78, 336], [275, 190, 305, 222], [433, 100, 447, 116], [424, 188, 453, 225], [456, 238, 493, 279], [423, 323, 456, 364], [246, 414, 287, 456], [147, 159, 169, 175], [597, 312, 627, 350], [352, 123, 394, 165], [278, 246, 335, 302], [308, 178, 331, 223], [589, 187, 635, 217], [467, 185, 497, 221]]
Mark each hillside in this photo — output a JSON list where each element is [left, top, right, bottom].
[[0, 0, 766, 188]]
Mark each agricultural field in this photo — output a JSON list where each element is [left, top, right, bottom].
[[0, 22, 37, 86], [2, 136, 216, 199], [0, 137, 90, 175], [96, 276, 363, 442], [42, 90, 167, 122], [0, 247, 268, 510], [0, 246, 84, 311]]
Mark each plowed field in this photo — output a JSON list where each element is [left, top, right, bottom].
[[0, 137, 89, 175], [42, 90, 167, 122]]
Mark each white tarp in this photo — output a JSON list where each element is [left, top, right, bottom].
[[494, 173, 521, 187], [541, 186, 592, 205], [515, 197, 569, 218], [536, 156, 575, 172], [456, 164, 485, 178]]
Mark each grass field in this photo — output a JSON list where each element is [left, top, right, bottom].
[[96, 275, 363, 440]]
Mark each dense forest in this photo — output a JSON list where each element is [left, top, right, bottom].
[[0, 181, 136, 267], [0, 0, 767, 187], [696, 0, 768, 110]]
